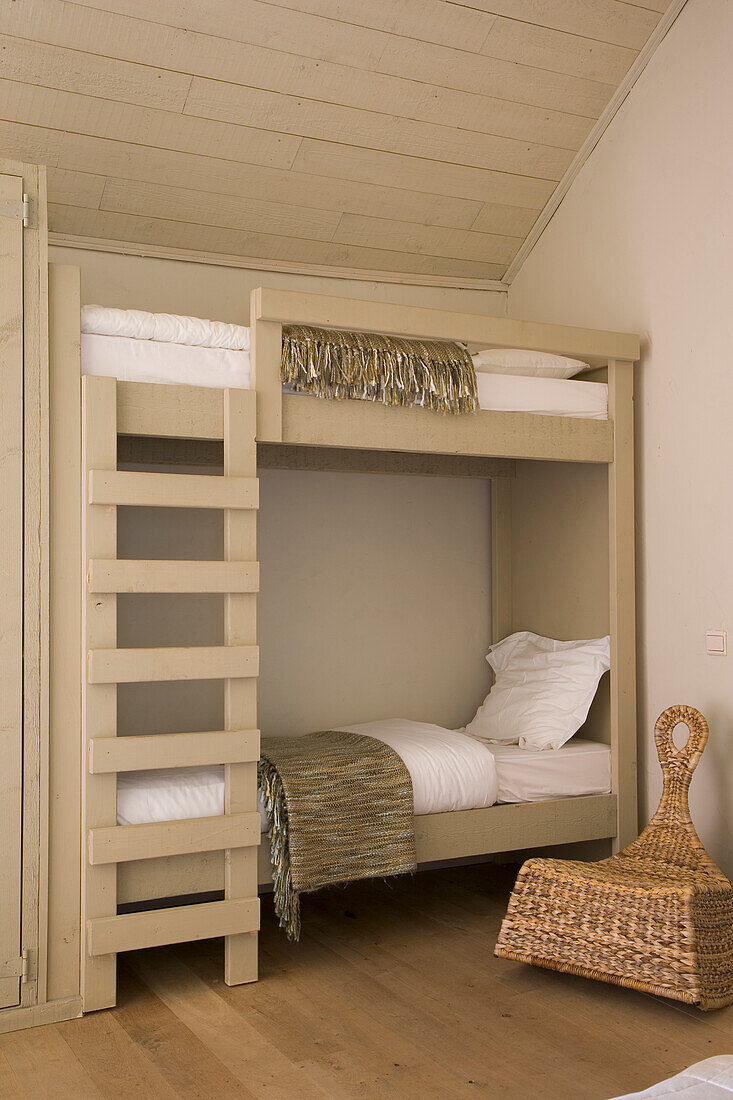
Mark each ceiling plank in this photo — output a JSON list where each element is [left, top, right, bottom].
[[185, 78, 576, 180], [0, 78, 302, 169], [333, 213, 521, 265], [447, 0, 660, 49], [373, 37, 615, 116], [0, 122, 492, 230], [254, 0, 498, 51], [0, 3, 597, 144], [47, 166, 106, 208], [480, 18, 638, 83], [100, 177, 343, 242], [9, 0, 615, 118], [0, 32, 191, 111], [291, 140, 556, 208], [48, 204, 508, 280]]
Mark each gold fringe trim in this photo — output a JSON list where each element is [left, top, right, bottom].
[[281, 324, 478, 415]]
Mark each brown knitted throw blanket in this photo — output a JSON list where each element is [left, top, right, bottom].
[[259, 731, 417, 940], [281, 324, 478, 415]]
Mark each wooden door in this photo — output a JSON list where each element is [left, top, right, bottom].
[[0, 171, 25, 1009]]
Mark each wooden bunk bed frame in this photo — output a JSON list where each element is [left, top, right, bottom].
[[49, 267, 639, 1015]]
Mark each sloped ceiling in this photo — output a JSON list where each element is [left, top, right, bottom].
[[0, 0, 681, 284]]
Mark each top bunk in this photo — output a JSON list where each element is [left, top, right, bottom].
[[79, 283, 640, 466]]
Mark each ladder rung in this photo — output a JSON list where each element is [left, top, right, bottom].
[[88, 559, 259, 594], [87, 897, 260, 956], [88, 729, 259, 774], [88, 812, 261, 865], [89, 470, 258, 510], [87, 645, 258, 684]]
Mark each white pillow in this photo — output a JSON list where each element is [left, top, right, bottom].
[[465, 632, 610, 751], [471, 348, 589, 379]]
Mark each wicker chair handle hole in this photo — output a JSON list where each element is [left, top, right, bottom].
[[654, 705, 708, 775]]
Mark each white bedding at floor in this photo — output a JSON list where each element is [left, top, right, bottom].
[[116, 724, 610, 828], [81, 332, 608, 419], [611, 1057, 733, 1099]]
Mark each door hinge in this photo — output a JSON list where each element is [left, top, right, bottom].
[[0, 950, 29, 982], [22, 193, 31, 228]]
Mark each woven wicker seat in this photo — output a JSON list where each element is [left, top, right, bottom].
[[495, 705, 733, 1010]]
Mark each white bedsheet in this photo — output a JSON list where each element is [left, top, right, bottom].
[[489, 738, 611, 803], [81, 332, 607, 419], [611, 1057, 733, 1099], [116, 725, 611, 829]]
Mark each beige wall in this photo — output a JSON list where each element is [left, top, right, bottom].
[[508, 0, 733, 872], [57, 246, 502, 736]]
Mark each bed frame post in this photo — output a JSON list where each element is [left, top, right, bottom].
[[223, 389, 260, 985], [250, 288, 282, 443], [607, 359, 637, 851], [81, 374, 119, 1012], [490, 478, 513, 643]]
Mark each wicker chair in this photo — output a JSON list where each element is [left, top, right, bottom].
[[495, 705, 733, 1010]]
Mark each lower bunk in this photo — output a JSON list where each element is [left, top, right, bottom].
[[114, 721, 616, 910]]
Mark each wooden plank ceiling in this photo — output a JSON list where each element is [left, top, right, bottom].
[[0, 0, 677, 284]]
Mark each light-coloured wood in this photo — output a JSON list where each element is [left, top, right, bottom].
[[89, 469, 258, 509], [223, 388, 260, 985], [17, 160, 50, 1014], [0, 171, 24, 1014], [89, 729, 260, 774], [89, 812, 261, 865], [13, 867, 731, 1100], [253, 287, 640, 363], [0, 996, 82, 1036], [87, 644, 259, 684], [608, 360, 638, 850], [491, 478, 513, 642], [257, 443, 516, 480], [80, 374, 118, 1012], [47, 263, 82, 1007], [117, 380, 223, 440], [249, 319, 283, 443], [257, 793, 618, 884], [88, 558, 259, 594], [51, 230, 509, 292], [0, 0, 677, 282], [282, 395, 612, 463], [87, 898, 260, 957]]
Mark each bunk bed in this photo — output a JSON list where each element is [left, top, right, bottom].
[[48, 269, 639, 1014]]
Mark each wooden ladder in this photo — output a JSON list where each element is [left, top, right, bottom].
[[81, 375, 260, 1012]]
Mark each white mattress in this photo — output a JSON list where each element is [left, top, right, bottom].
[[116, 725, 610, 829], [489, 738, 611, 803], [475, 371, 608, 419], [81, 331, 607, 419], [82, 333, 251, 390], [611, 1058, 733, 1099]]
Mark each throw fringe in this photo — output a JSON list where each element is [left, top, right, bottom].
[[281, 324, 478, 415], [258, 755, 301, 940]]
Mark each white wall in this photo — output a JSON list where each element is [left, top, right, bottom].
[[509, 0, 733, 872], [58, 246, 501, 736]]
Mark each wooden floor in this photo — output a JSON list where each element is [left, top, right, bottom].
[[2, 863, 732, 1099]]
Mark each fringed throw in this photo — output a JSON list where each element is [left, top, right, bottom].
[[259, 731, 417, 940], [281, 324, 478, 415]]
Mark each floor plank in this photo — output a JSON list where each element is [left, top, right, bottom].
[[9, 864, 732, 1098]]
